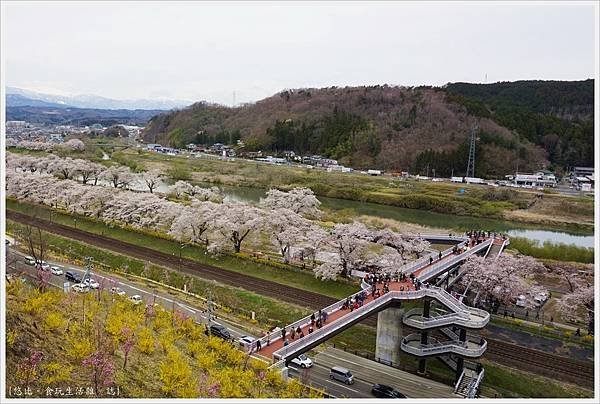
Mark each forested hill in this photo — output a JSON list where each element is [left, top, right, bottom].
[[443, 80, 594, 170], [142, 80, 593, 176]]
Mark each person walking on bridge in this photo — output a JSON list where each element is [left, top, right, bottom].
[[438, 251, 442, 260]]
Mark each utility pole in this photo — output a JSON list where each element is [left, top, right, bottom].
[[466, 125, 478, 178], [206, 288, 215, 325], [82, 256, 93, 282]]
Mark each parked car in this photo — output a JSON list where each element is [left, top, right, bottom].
[[82, 278, 100, 289], [239, 335, 256, 349], [24, 256, 36, 265], [207, 324, 231, 340], [534, 292, 549, 306], [71, 283, 89, 293], [40, 262, 50, 271], [65, 271, 82, 283], [329, 366, 354, 385], [291, 354, 313, 368], [516, 295, 527, 307], [50, 266, 63, 275], [111, 287, 126, 296], [129, 295, 143, 305], [371, 384, 407, 398]]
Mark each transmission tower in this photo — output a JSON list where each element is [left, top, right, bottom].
[[466, 125, 478, 178]]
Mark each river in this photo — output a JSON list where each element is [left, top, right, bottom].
[[208, 184, 595, 249]]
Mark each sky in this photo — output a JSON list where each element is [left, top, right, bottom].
[[3, 1, 597, 106]]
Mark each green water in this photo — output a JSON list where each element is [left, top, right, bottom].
[[215, 184, 594, 248]]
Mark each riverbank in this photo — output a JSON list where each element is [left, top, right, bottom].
[[115, 149, 594, 231]]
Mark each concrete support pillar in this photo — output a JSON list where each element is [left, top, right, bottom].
[[418, 298, 431, 375], [375, 306, 404, 367]]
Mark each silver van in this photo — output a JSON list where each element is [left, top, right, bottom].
[[329, 366, 354, 385]]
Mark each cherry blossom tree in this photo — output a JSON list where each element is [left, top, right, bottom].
[[211, 203, 263, 253], [169, 180, 222, 202], [556, 283, 594, 332], [169, 202, 218, 245], [314, 222, 371, 279], [100, 166, 135, 189], [141, 169, 164, 193], [459, 254, 547, 308], [77, 160, 106, 185], [370, 228, 430, 259], [264, 208, 318, 263], [261, 187, 322, 218], [47, 157, 80, 179], [63, 138, 86, 151]]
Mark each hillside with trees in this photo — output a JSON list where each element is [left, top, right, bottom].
[[443, 79, 594, 171], [5, 279, 318, 398], [142, 81, 593, 177]]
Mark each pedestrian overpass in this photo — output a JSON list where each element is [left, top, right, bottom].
[[260, 235, 508, 398]]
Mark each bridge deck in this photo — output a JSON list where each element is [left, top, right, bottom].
[[257, 277, 416, 359], [257, 237, 503, 361]]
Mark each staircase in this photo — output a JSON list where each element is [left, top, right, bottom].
[[454, 367, 485, 398]]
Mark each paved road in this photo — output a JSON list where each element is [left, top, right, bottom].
[[288, 347, 457, 398], [6, 247, 251, 341]]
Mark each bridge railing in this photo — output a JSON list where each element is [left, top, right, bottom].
[[255, 283, 374, 349], [401, 334, 487, 358], [417, 239, 492, 282], [272, 289, 427, 361], [467, 368, 485, 398]]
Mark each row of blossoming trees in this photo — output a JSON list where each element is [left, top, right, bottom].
[[6, 152, 430, 280], [7, 138, 86, 152], [6, 152, 592, 329]]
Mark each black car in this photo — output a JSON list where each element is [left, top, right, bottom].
[[65, 271, 82, 283], [207, 324, 231, 340], [371, 384, 406, 398]]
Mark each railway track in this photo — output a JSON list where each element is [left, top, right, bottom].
[[485, 339, 595, 388], [6, 210, 338, 310], [6, 210, 594, 387]]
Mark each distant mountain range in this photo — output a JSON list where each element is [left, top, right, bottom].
[[6, 86, 191, 110]]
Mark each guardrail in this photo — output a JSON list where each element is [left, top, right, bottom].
[[400, 334, 487, 358], [454, 369, 466, 394], [417, 239, 492, 282], [467, 368, 485, 398], [255, 283, 374, 349], [403, 308, 488, 329]]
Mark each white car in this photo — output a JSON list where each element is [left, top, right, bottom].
[[82, 278, 100, 289], [239, 335, 256, 350], [36, 260, 50, 270], [515, 295, 527, 308], [291, 354, 313, 368], [111, 287, 126, 296], [24, 256, 36, 265], [50, 266, 63, 275], [129, 295, 143, 305], [71, 283, 90, 293]]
